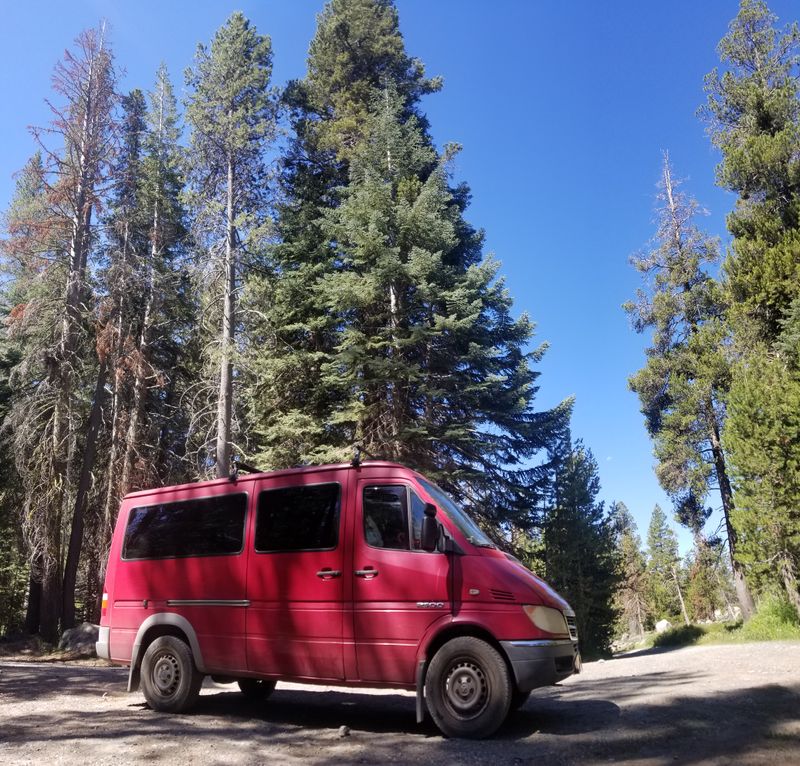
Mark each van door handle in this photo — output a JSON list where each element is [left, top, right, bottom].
[[316, 569, 342, 579], [354, 568, 378, 578]]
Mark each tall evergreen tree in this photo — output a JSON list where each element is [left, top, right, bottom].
[[1, 152, 59, 633], [542, 436, 619, 656], [703, 0, 800, 616], [244, 0, 442, 469], [247, 0, 568, 535], [185, 12, 277, 478], [723, 346, 800, 615], [685, 537, 726, 621], [89, 67, 192, 621], [646, 504, 688, 623], [3, 26, 117, 638], [610, 501, 648, 636], [703, 0, 800, 343], [625, 155, 754, 616]]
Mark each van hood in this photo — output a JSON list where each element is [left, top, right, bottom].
[[504, 555, 572, 612]]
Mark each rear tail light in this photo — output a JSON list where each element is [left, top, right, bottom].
[[101, 592, 108, 618]]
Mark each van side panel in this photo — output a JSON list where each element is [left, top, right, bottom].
[[106, 485, 250, 674], [245, 469, 350, 680]]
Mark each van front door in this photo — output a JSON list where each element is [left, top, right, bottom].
[[352, 480, 451, 684], [245, 472, 348, 680]]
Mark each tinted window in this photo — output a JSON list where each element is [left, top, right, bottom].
[[123, 493, 247, 560], [410, 490, 426, 550], [364, 485, 410, 550], [256, 483, 340, 552]]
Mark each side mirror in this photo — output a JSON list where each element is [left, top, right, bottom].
[[421, 503, 440, 552]]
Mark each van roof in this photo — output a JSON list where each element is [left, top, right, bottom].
[[122, 460, 414, 500]]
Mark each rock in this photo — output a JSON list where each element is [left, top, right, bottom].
[[655, 619, 672, 634], [338, 725, 350, 738], [58, 622, 99, 656]]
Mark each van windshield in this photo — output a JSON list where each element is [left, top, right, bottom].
[[417, 477, 495, 548]]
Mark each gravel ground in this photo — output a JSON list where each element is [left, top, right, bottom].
[[1, 641, 799, 765]]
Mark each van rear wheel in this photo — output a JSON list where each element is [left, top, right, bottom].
[[141, 635, 203, 713], [238, 678, 276, 700], [425, 636, 511, 738]]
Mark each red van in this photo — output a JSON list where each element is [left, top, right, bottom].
[[97, 460, 580, 738]]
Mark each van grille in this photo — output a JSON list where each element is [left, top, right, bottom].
[[566, 614, 578, 640], [490, 588, 515, 602]]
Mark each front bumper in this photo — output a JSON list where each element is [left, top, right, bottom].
[[500, 639, 580, 692]]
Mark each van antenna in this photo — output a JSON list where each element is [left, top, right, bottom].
[[230, 458, 262, 480]]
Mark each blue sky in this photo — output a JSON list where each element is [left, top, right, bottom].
[[1, 0, 796, 551]]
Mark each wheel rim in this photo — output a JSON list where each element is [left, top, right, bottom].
[[152, 652, 181, 697], [443, 658, 489, 719]]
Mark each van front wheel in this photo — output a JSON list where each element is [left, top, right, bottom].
[[141, 636, 203, 713], [425, 637, 511, 738]]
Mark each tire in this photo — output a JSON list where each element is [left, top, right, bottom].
[[425, 636, 512, 739], [237, 678, 276, 701], [140, 635, 203, 713], [510, 688, 531, 711]]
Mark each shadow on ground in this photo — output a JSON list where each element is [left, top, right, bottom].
[[1, 661, 798, 764]]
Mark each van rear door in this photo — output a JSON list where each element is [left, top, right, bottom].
[[245, 469, 349, 680]]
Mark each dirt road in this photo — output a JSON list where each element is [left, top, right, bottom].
[[1, 641, 799, 765]]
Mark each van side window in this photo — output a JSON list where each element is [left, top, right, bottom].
[[122, 493, 247, 560], [410, 490, 427, 550], [363, 486, 411, 550], [256, 483, 340, 552]]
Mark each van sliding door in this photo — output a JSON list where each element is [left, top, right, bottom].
[[245, 470, 349, 680]]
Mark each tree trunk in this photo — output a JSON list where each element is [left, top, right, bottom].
[[708, 410, 755, 618], [672, 565, 690, 626], [61, 357, 108, 629], [714, 567, 737, 621], [781, 553, 800, 621], [39, 566, 61, 642], [101, 307, 125, 546], [635, 596, 644, 636], [120, 216, 157, 495], [24, 567, 42, 635], [215, 154, 235, 478]]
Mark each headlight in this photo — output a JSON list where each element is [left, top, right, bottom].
[[523, 605, 569, 635]]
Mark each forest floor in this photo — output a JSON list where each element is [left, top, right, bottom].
[[1, 641, 799, 765]]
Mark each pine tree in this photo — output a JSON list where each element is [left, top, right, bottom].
[[723, 347, 800, 616], [702, 0, 800, 616], [2, 26, 117, 638], [247, 1, 568, 535], [88, 67, 192, 621], [0, 276, 27, 636], [543, 436, 619, 656], [610, 501, 648, 636], [301, 0, 441, 163], [1, 152, 58, 633], [685, 537, 726, 621], [625, 155, 754, 616], [702, 0, 800, 343], [244, 0, 442, 469], [185, 12, 277, 478], [646, 504, 688, 624]]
